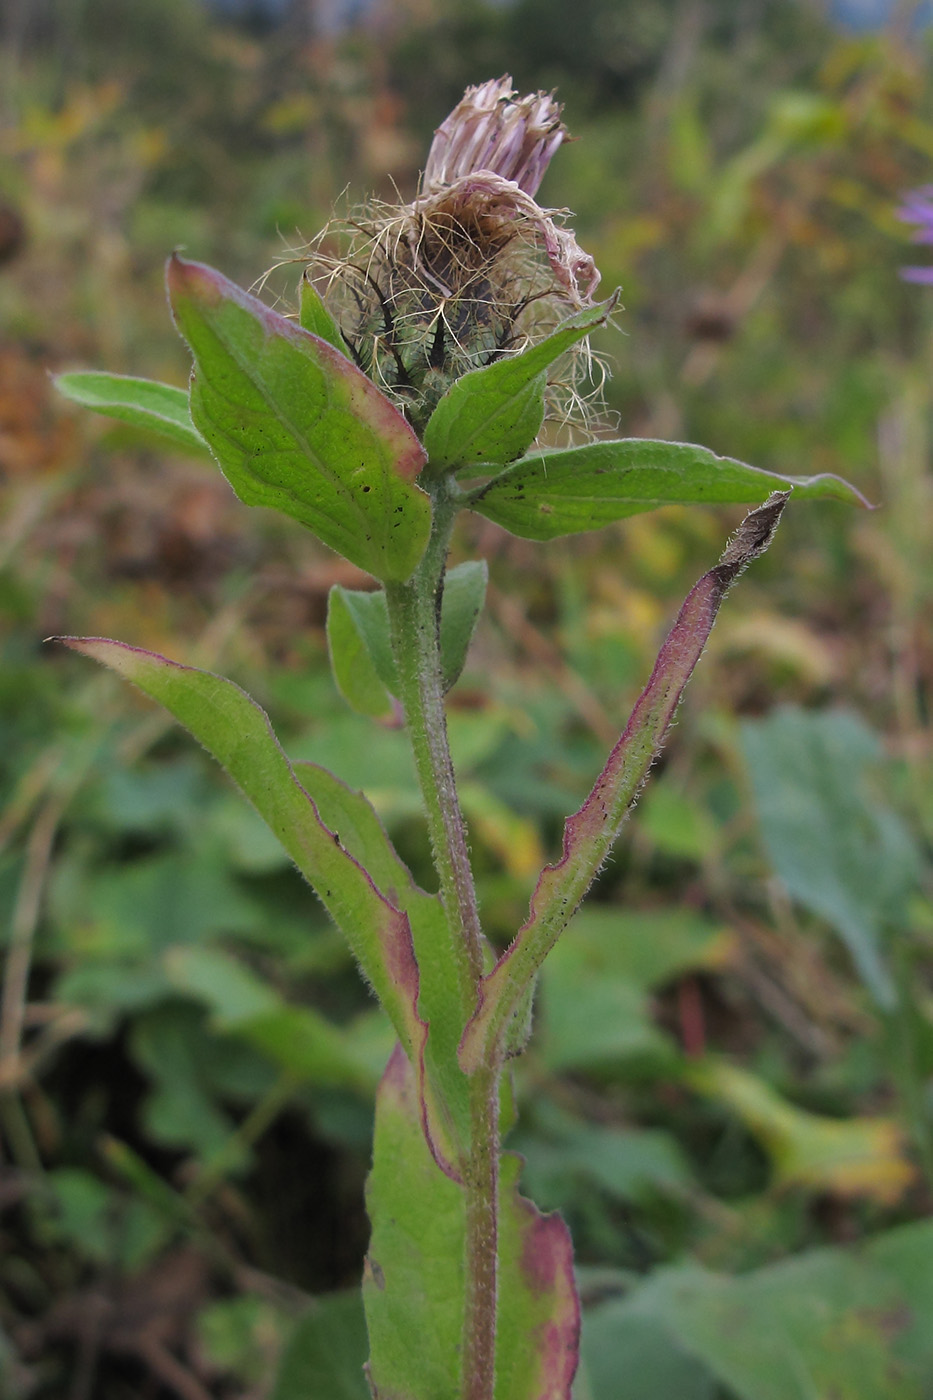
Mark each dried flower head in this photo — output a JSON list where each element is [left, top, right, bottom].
[[423, 77, 568, 199], [302, 77, 605, 436]]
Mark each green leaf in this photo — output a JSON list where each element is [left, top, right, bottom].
[[422, 297, 617, 472], [296, 761, 471, 1165], [616, 1218, 933, 1400], [164, 945, 384, 1095], [272, 1292, 371, 1400], [741, 706, 919, 1011], [329, 560, 488, 714], [516, 1104, 692, 1209], [581, 1309, 716, 1400], [166, 255, 431, 582], [326, 588, 395, 719], [54, 371, 209, 454], [165, 946, 278, 1024], [471, 438, 869, 541], [460, 496, 789, 1073], [198, 1296, 289, 1389], [59, 637, 462, 1173], [298, 272, 351, 354], [364, 1046, 579, 1399], [537, 908, 731, 1075], [129, 1003, 250, 1163], [328, 587, 398, 699], [44, 1169, 168, 1273], [439, 560, 488, 690]]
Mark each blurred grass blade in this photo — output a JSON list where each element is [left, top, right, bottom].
[[54, 371, 209, 454], [688, 1058, 915, 1203], [164, 946, 384, 1095], [471, 438, 869, 540], [459, 493, 789, 1073]]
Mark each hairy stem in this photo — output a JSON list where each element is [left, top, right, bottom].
[[384, 480, 485, 1012], [385, 478, 500, 1400], [463, 1061, 499, 1400]]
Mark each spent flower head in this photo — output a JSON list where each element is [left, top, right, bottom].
[[422, 76, 568, 199], [896, 185, 933, 284], [303, 77, 604, 433]]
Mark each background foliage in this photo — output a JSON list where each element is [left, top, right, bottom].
[[1, 1, 932, 1395]]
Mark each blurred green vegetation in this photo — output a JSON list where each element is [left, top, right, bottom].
[[1, 1, 932, 1396]]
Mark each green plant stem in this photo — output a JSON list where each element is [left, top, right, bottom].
[[385, 477, 499, 1400], [384, 480, 485, 1013], [463, 1060, 499, 1400]]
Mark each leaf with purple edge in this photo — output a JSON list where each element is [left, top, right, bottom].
[[459, 493, 790, 1074], [56, 637, 459, 1176], [470, 438, 868, 541], [166, 255, 431, 583], [295, 760, 471, 1164], [364, 1045, 579, 1399]]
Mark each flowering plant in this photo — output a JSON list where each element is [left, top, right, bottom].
[[55, 78, 863, 1400], [897, 185, 933, 283]]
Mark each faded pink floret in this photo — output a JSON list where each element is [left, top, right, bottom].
[[424, 76, 566, 199], [415, 76, 600, 306]]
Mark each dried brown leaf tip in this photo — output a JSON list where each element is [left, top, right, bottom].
[[717, 491, 790, 580], [303, 77, 603, 432]]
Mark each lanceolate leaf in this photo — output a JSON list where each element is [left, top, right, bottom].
[[328, 587, 398, 698], [298, 272, 352, 355], [326, 589, 395, 720], [58, 638, 459, 1175], [328, 560, 488, 716], [422, 296, 618, 473], [54, 371, 209, 454], [166, 255, 431, 582], [471, 438, 869, 541], [439, 560, 488, 690], [459, 494, 789, 1074], [296, 760, 471, 1163], [364, 1046, 579, 1399]]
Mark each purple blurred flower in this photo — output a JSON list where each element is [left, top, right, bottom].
[[896, 185, 933, 284]]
